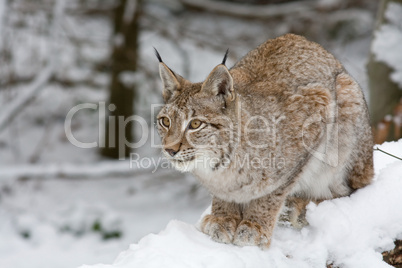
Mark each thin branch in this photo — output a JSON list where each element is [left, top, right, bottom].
[[179, 0, 319, 19], [0, 64, 54, 133], [0, 161, 172, 179], [28, 118, 54, 164], [374, 147, 402, 161]]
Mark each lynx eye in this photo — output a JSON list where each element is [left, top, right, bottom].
[[160, 117, 170, 128], [189, 119, 202, 130]]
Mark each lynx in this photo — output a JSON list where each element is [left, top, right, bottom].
[[155, 34, 373, 249]]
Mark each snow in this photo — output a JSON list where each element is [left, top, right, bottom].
[[81, 140, 402, 268], [372, 2, 402, 88], [0, 171, 210, 268]]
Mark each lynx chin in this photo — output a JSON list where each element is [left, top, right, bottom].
[[155, 34, 373, 249]]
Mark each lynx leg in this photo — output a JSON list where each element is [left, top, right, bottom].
[[348, 149, 374, 190], [286, 196, 310, 229], [233, 188, 288, 249], [200, 197, 242, 244], [349, 119, 374, 189]]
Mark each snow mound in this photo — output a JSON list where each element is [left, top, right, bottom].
[[80, 140, 402, 268]]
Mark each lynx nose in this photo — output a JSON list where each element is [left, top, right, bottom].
[[165, 148, 178, 157]]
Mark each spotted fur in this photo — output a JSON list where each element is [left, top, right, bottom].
[[156, 34, 373, 249]]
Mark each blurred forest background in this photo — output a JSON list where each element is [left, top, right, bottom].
[[0, 0, 401, 267]]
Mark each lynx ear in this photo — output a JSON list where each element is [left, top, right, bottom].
[[155, 48, 183, 102], [201, 64, 235, 101], [159, 63, 182, 102]]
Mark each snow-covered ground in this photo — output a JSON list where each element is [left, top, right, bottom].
[[0, 169, 210, 268], [81, 140, 402, 268]]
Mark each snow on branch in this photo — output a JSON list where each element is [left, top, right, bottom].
[[0, 160, 171, 179], [179, 0, 319, 19], [0, 0, 65, 133], [0, 0, 6, 49], [80, 140, 402, 268], [0, 65, 54, 133]]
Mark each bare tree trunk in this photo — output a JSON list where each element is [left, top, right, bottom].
[[101, 0, 143, 159], [368, 0, 402, 143]]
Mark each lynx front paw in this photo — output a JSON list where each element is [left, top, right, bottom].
[[200, 215, 239, 244], [233, 220, 270, 249]]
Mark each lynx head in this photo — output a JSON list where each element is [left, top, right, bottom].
[[155, 49, 236, 173]]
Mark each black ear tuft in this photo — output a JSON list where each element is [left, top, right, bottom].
[[154, 47, 163, 63], [221, 48, 229, 65]]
